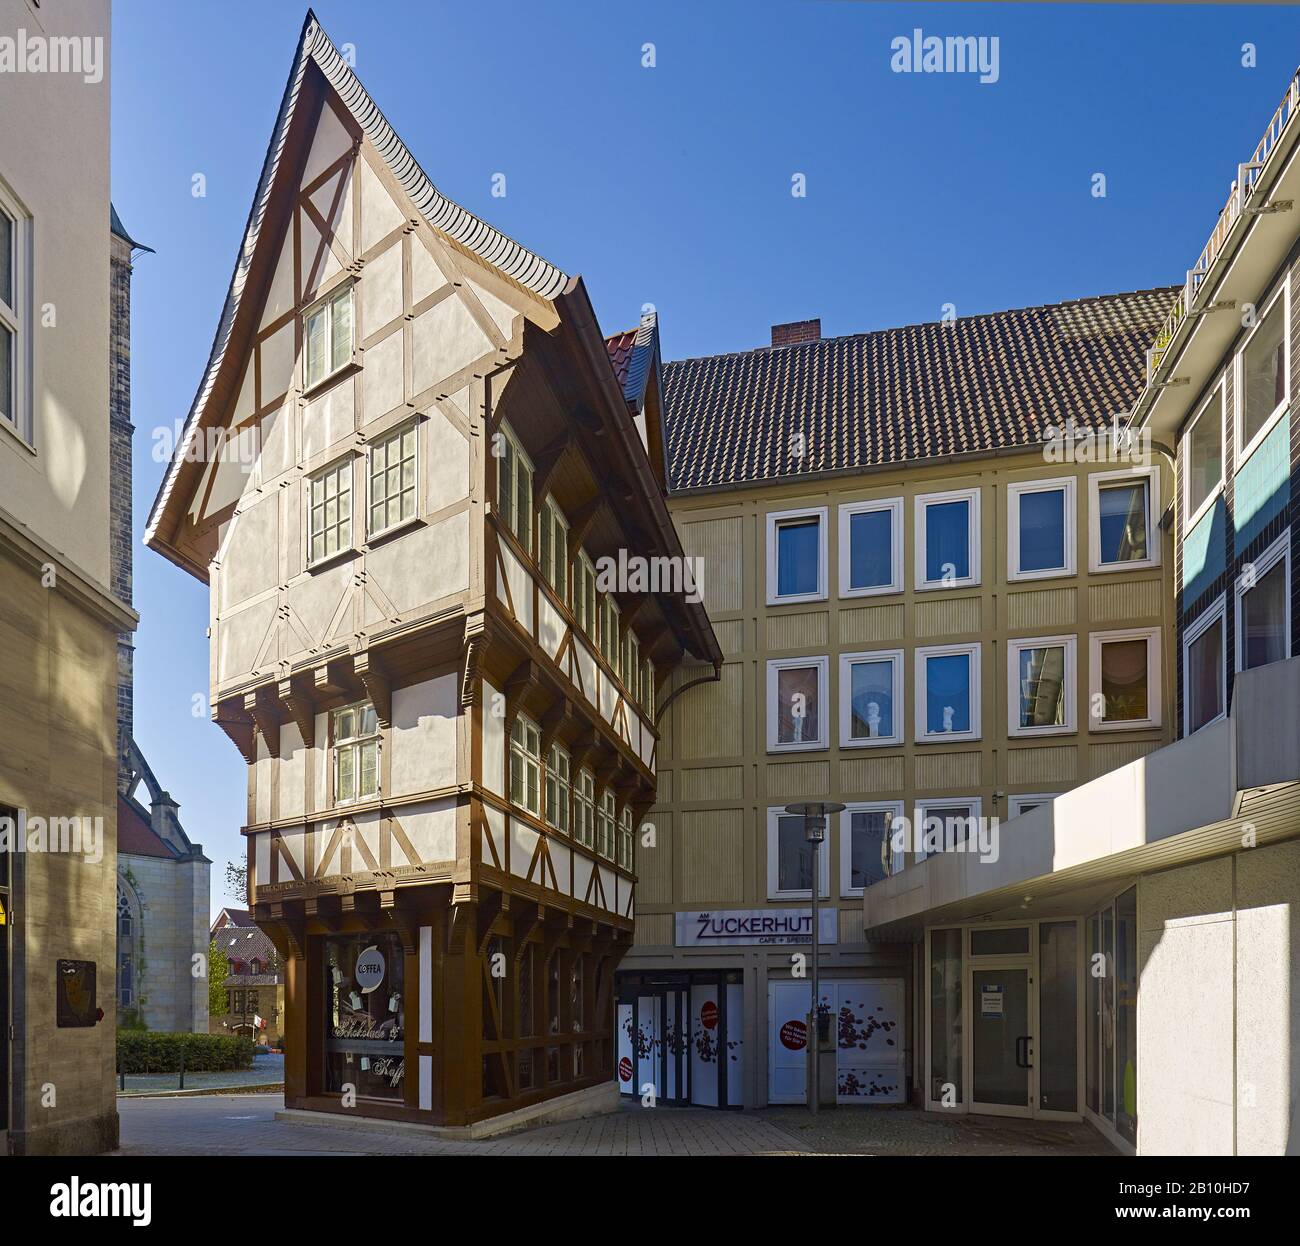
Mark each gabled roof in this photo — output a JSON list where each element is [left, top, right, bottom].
[[660, 288, 1178, 493], [144, 8, 568, 556], [212, 907, 255, 933], [603, 310, 660, 410], [117, 795, 177, 860]]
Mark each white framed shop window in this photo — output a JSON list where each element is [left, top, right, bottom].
[[838, 496, 903, 597], [766, 655, 829, 752], [1006, 634, 1076, 737], [766, 806, 831, 899]]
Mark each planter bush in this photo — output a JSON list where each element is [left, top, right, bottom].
[[117, 1031, 255, 1074]]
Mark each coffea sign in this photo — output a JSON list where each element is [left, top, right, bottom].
[[675, 909, 838, 947]]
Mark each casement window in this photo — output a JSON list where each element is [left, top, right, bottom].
[[574, 552, 598, 641], [304, 283, 354, 389], [1088, 627, 1161, 730], [600, 595, 621, 678], [1235, 531, 1291, 673], [840, 802, 904, 896], [915, 488, 980, 590], [1183, 595, 1226, 734], [1007, 794, 1059, 819], [766, 655, 829, 752], [1183, 383, 1224, 531], [766, 507, 828, 604], [838, 498, 902, 596], [914, 798, 982, 864], [915, 643, 981, 742], [573, 769, 595, 849], [1089, 468, 1159, 572], [545, 744, 570, 834], [495, 423, 533, 551], [539, 496, 569, 605], [1006, 634, 1076, 736], [509, 716, 542, 816], [596, 789, 617, 860], [617, 805, 633, 870], [1237, 279, 1289, 464], [308, 458, 353, 566], [624, 629, 640, 698], [766, 808, 830, 899], [333, 702, 379, 803], [0, 185, 30, 440], [642, 657, 655, 715], [1007, 478, 1075, 581], [367, 421, 417, 537], [839, 649, 903, 747]]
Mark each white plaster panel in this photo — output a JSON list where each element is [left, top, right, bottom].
[[549, 839, 572, 896], [482, 679, 504, 797], [396, 799, 457, 865], [598, 669, 615, 722], [311, 164, 353, 257], [573, 855, 594, 907], [419, 1054, 433, 1112], [259, 403, 292, 483], [218, 598, 277, 684], [363, 241, 403, 333], [537, 594, 564, 661], [260, 320, 297, 405], [219, 494, 279, 609], [313, 714, 329, 810], [302, 378, 355, 459], [360, 157, 405, 253], [410, 236, 444, 303], [574, 639, 596, 704], [286, 558, 353, 648], [254, 831, 271, 891], [390, 675, 459, 796], [510, 818, 539, 880], [279, 826, 307, 880], [466, 279, 516, 341], [598, 866, 617, 912], [280, 721, 306, 820], [419, 926, 433, 1043], [362, 325, 404, 420], [484, 804, 506, 870], [301, 101, 352, 190], [499, 542, 533, 634], [426, 411, 469, 514], [261, 233, 295, 329], [365, 511, 468, 612], [411, 296, 491, 395]]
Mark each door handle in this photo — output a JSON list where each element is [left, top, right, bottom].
[[1015, 1035, 1034, 1069]]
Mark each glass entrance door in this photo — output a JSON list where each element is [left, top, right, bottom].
[[970, 967, 1031, 1115]]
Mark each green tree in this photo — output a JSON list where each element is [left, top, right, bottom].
[[208, 937, 230, 1016], [225, 860, 248, 906]]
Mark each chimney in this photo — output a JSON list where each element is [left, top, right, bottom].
[[770, 318, 821, 348]]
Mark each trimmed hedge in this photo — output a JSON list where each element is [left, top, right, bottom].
[[117, 1031, 255, 1074]]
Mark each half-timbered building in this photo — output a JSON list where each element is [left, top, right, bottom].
[[145, 13, 718, 1133]]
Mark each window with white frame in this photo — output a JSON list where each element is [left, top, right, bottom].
[[915, 643, 980, 741], [766, 808, 830, 899], [596, 789, 616, 859], [333, 702, 379, 803], [0, 184, 29, 439], [840, 802, 903, 896], [545, 744, 570, 834], [914, 798, 982, 864], [1183, 384, 1224, 531], [1237, 280, 1289, 462], [367, 421, 417, 537], [642, 657, 655, 714], [915, 488, 980, 589], [573, 768, 595, 849], [839, 649, 902, 747], [1183, 596, 1226, 734], [1007, 478, 1075, 581], [304, 283, 354, 389], [838, 498, 902, 596], [1007, 793, 1058, 818], [495, 423, 533, 551], [600, 595, 621, 678], [539, 496, 569, 604], [1235, 532, 1290, 673], [766, 656, 829, 751], [309, 458, 353, 565], [509, 716, 542, 816], [617, 805, 633, 870], [624, 629, 640, 698], [574, 552, 597, 641], [1089, 468, 1158, 572], [1089, 628, 1161, 730], [766, 507, 827, 604], [1006, 634, 1075, 736]]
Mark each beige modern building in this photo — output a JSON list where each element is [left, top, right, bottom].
[[0, 0, 130, 1153], [619, 298, 1179, 1110]]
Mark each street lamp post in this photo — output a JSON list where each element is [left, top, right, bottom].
[[784, 800, 844, 1115]]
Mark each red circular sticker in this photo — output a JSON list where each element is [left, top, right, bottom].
[[700, 1000, 718, 1030], [780, 1019, 808, 1051], [618, 1056, 633, 1083]]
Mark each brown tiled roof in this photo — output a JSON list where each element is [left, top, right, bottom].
[[605, 329, 638, 394], [117, 795, 177, 859], [660, 288, 1178, 493]]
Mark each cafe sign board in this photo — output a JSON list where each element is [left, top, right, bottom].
[[675, 908, 838, 948]]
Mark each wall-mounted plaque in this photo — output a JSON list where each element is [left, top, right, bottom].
[[56, 959, 98, 1027]]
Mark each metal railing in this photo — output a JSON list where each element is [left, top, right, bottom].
[[1144, 69, 1300, 386]]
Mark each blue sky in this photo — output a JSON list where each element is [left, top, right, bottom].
[[111, 1, 1300, 913]]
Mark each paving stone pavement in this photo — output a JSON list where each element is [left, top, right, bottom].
[[116, 1092, 1113, 1156]]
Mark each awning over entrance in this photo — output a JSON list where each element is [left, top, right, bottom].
[[865, 658, 1300, 938]]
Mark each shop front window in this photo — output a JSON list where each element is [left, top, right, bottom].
[[324, 931, 405, 1101]]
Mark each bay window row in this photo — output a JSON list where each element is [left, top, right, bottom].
[[496, 422, 655, 714], [767, 467, 1159, 605], [509, 716, 634, 869], [767, 629, 1162, 752]]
